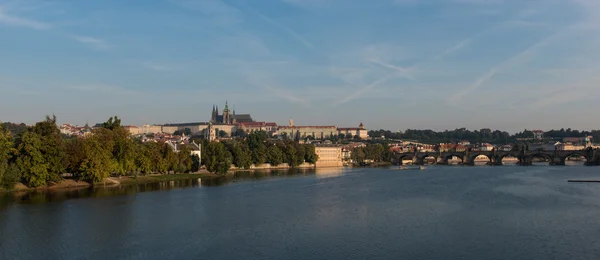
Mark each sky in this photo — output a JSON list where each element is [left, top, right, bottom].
[[1, 0, 599, 133]]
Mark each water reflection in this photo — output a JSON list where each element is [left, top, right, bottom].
[[0, 168, 320, 208], [314, 167, 344, 179]]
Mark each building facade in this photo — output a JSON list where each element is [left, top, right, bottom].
[[338, 123, 368, 139], [277, 119, 368, 140], [238, 122, 278, 133], [315, 145, 343, 167]]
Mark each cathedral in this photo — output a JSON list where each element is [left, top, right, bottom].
[[210, 101, 254, 125]]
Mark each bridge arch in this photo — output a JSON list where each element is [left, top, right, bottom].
[[441, 153, 464, 165], [465, 152, 493, 165], [395, 154, 415, 165], [562, 151, 589, 165], [416, 153, 439, 165], [523, 153, 554, 165], [495, 152, 521, 165]]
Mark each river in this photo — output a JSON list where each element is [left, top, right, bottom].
[[1, 165, 600, 259]]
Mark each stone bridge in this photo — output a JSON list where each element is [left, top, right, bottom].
[[392, 149, 600, 166]]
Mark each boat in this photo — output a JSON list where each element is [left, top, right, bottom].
[[419, 166, 425, 170]]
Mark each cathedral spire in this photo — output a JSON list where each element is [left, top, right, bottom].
[[224, 100, 229, 112]]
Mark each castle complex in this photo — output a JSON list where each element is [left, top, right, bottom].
[[123, 101, 368, 140], [210, 101, 254, 125]]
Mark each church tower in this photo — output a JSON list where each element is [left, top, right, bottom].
[[211, 105, 216, 122], [222, 101, 231, 124]]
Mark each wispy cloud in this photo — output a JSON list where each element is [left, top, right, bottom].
[[262, 85, 310, 107], [368, 59, 415, 80], [331, 74, 395, 107], [0, 7, 50, 29], [252, 11, 314, 49], [447, 30, 567, 105], [72, 36, 113, 51]]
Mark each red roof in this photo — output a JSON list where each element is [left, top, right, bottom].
[[239, 122, 277, 127], [279, 126, 336, 129]]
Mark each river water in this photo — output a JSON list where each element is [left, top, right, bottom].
[[1, 165, 600, 259]]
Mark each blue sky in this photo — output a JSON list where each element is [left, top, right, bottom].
[[1, 0, 599, 133]]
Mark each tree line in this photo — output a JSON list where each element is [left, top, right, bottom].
[[350, 144, 392, 165], [0, 116, 318, 189]]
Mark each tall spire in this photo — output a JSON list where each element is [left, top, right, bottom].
[[224, 100, 229, 112]]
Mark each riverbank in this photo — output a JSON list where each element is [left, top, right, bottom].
[[0, 166, 321, 193]]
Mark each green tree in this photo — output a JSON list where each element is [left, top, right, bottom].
[[176, 145, 193, 173], [145, 142, 168, 173], [65, 137, 85, 177], [365, 144, 384, 162], [248, 131, 268, 165], [0, 124, 13, 187], [31, 115, 66, 182], [102, 116, 122, 130], [191, 155, 201, 172], [283, 143, 297, 167], [162, 144, 179, 173], [303, 144, 319, 164], [293, 143, 305, 166], [135, 143, 153, 174], [218, 130, 228, 138], [351, 147, 366, 165], [78, 135, 114, 183], [267, 145, 284, 166], [227, 141, 252, 169], [15, 131, 49, 187], [204, 142, 232, 174], [2, 164, 21, 189]]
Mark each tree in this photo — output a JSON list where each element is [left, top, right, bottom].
[[15, 131, 49, 187], [293, 143, 305, 166], [227, 141, 252, 169], [233, 128, 248, 138], [303, 144, 319, 164], [162, 144, 178, 173], [351, 147, 366, 165], [267, 145, 284, 166], [31, 115, 66, 182], [65, 137, 85, 176], [283, 143, 297, 167], [191, 155, 201, 172], [0, 124, 13, 187], [78, 135, 114, 183], [204, 142, 232, 174], [102, 116, 121, 130], [135, 143, 153, 174], [248, 131, 268, 165], [218, 130, 228, 138], [176, 145, 193, 173], [364, 144, 384, 162]]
